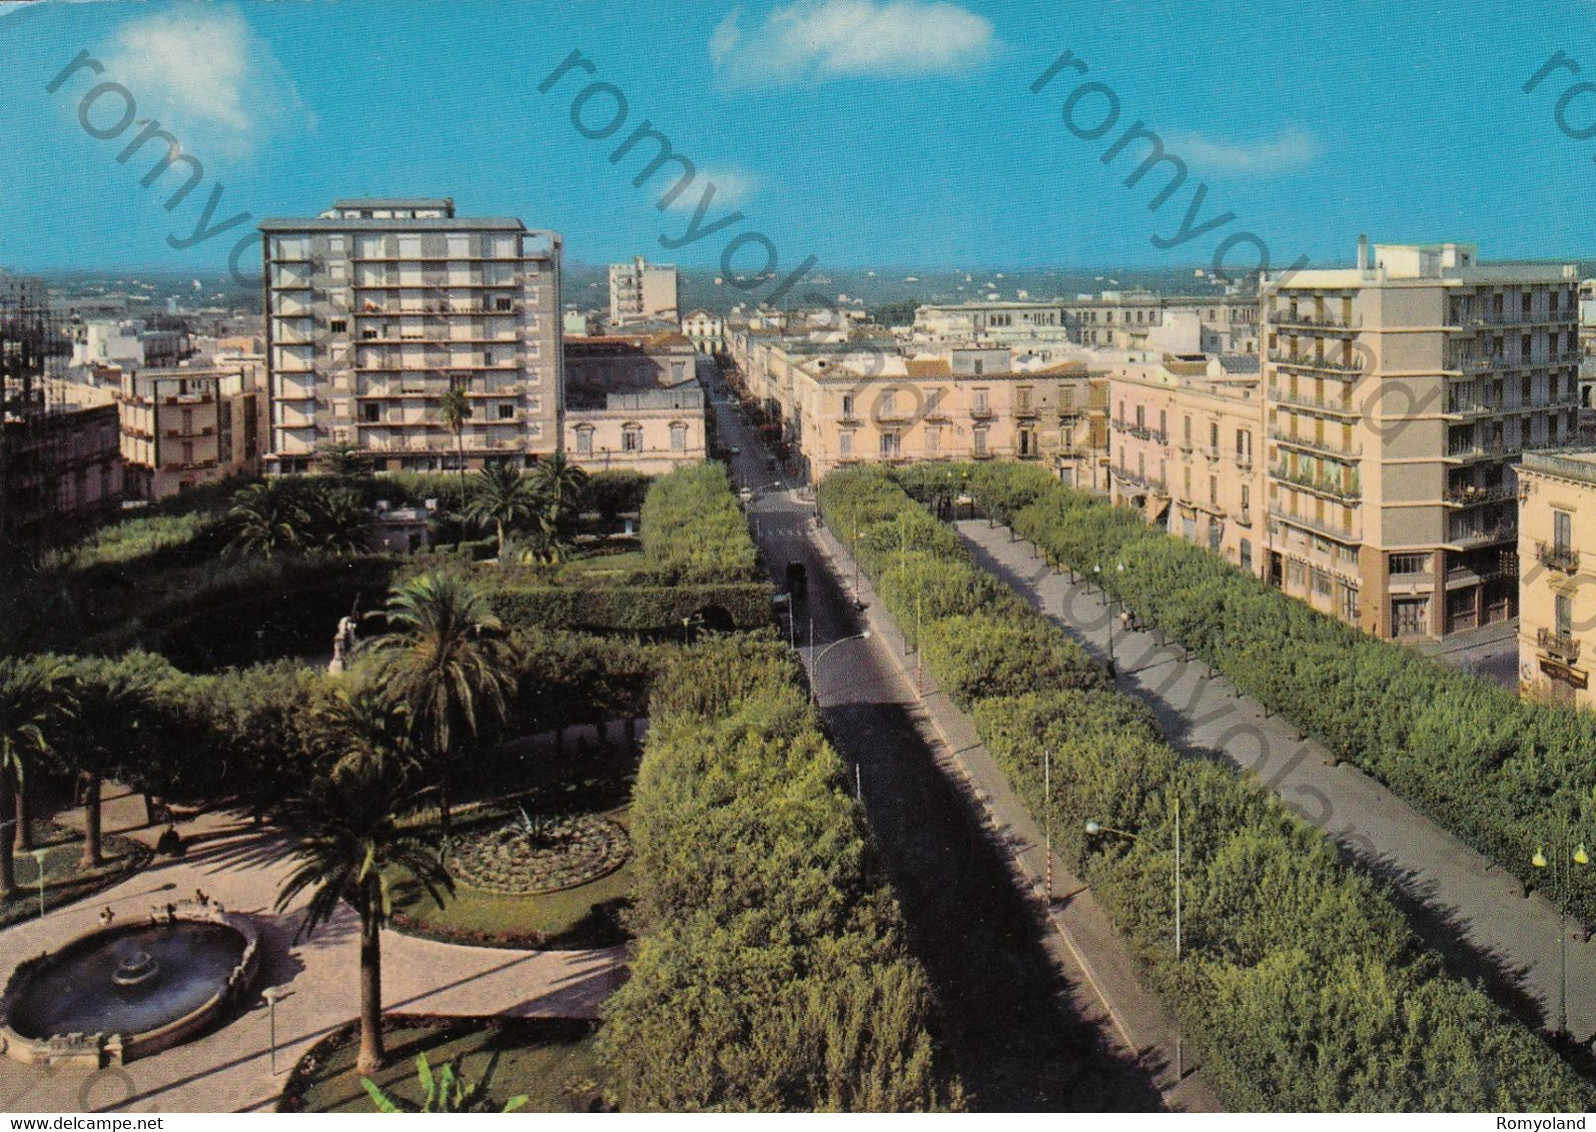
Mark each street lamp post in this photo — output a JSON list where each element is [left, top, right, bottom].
[[263, 987, 286, 1075], [30, 847, 47, 919], [1086, 805, 1184, 1079], [811, 631, 872, 706], [1044, 749, 1052, 902], [1533, 826, 1588, 1038]]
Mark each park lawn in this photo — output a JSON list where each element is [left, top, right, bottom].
[[390, 808, 633, 948], [0, 821, 149, 930], [292, 1017, 602, 1113], [556, 550, 647, 583]]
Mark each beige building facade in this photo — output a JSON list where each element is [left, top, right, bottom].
[[1107, 356, 1265, 575], [259, 198, 563, 475], [117, 363, 267, 500], [1262, 240, 1580, 640], [609, 256, 678, 326], [1516, 450, 1596, 705]]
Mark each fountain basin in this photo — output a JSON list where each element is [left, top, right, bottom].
[[1, 903, 261, 1069]]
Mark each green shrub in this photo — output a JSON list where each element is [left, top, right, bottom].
[[816, 467, 1590, 1112], [599, 636, 959, 1112]]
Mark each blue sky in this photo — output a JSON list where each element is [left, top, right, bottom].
[[0, 0, 1592, 275]]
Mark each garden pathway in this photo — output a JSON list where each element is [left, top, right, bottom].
[[0, 792, 625, 1114]]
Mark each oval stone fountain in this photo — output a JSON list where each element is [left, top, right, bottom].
[[0, 903, 261, 1068]]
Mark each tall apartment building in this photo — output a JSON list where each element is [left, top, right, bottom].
[[609, 256, 678, 326], [1261, 240, 1580, 640], [259, 198, 563, 474], [117, 362, 266, 500]]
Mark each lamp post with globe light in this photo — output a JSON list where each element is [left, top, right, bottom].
[[1533, 825, 1588, 1038]]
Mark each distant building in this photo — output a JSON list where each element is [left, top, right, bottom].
[[371, 499, 433, 554], [911, 294, 1258, 355], [2, 275, 122, 555], [681, 308, 725, 354], [117, 362, 267, 500], [609, 256, 678, 326], [259, 198, 563, 474], [563, 309, 596, 337], [563, 332, 705, 473], [72, 321, 145, 369]]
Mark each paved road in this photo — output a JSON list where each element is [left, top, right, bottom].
[[0, 792, 623, 1115], [958, 518, 1596, 1051], [711, 382, 1211, 1111]]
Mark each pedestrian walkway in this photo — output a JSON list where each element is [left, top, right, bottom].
[[956, 517, 1593, 1048], [0, 797, 624, 1114], [808, 518, 1219, 1112]]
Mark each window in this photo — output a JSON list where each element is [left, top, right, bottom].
[[1311, 568, 1332, 597], [974, 389, 990, 414], [1240, 484, 1250, 519], [880, 431, 901, 457], [1557, 592, 1574, 636], [1208, 521, 1222, 551], [622, 425, 642, 452], [1239, 539, 1253, 573], [1184, 415, 1192, 443], [841, 393, 855, 418], [926, 427, 940, 453], [362, 328, 378, 341], [1339, 582, 1359, 622], [1555, 508, 1573, 552], [1236, 429, 1252, 463], [495, 297, 513, 312], [1210, 477, 1219, 509], [498, 404, 514, 420], [1389, 552, 1429, 576], [330, 319, 347, 334], [362, 403, 380, 423], [973, 429, 988, 457], [1017, 386, 1033, 411], [575, 427, 593, 456], [880, 390, 897, 416], [838, 431, 853, 457], [670, 423, 686, 452], [1209, 422, 1219, 452]]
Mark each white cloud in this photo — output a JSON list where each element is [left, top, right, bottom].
[[98, 4, 309, 156], [712, 0, 995, 88], [1168, 126, 1323, 176], [664, 167, 765, 211]]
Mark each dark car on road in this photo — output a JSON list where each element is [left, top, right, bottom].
[[785, 560, 808, 595]]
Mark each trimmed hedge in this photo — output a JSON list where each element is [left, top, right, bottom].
[[638, 463, 761, 584], [491, 583, 772, 634], [597, 635, 960, 1112], [935, 461, 1596, 929], [819, 466, 1589, 1112]]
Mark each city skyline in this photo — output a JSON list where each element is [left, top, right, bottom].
[[1, 0, 1595, 277]]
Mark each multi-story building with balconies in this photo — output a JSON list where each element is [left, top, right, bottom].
[[609, 256, 678, 327], [259, 198, 562, 474], [1516, 449, 1596, 705], [1261, 239, 1580, 639], [1107, 355, 1265, 575], [117, 362, 266, 499]]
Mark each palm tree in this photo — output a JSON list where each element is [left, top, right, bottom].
[[227, 479, 307, 559], [0, 657, 74, 899], [366, 573, 515, 829], [302, 484, 373, 556], [66, 654, 162, 868], [528, 453, 589, 563], [438, 387, 472, 506], [463, 463, 539, 562], [276, 758, 451, 1074]]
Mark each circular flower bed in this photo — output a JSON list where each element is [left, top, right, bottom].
[[447, 814, 631, 896]]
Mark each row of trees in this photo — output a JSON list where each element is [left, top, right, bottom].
[[638, 463, 761, 585], [818, 467, 1590, 1111], [597, 635, 961, 1111], [941, 460, 1596, 928]]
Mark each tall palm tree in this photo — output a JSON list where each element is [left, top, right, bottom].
[[463, 463, 539, 562], [276, 758, 451, 1074], [66, 654, 162, 868], [366, 573, 515, 829], [438, 387, 472, 507], [227, 479, 307, 559], [528, 453, 589, 563], [0, 657, 74, 899]]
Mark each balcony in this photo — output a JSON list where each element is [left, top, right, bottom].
[[1268, 504, 1358, 542], [1269, 387, 1359, 416], [1442, 398, 1505, 419], [1537, 541, 1580, 573], [1443, 482, 1516, 507], [1268, 352, 1364, 376], [1111, 421, 1168, 443], [1538, 627, 1582, 664], [1113, 468, 1167, 494], [970, 406, 995, 420], [1267, 310, 1362, 331], [1447, 522, 1517, 549], [1272, 463, 1362, 503], [1269, 429, 1362, 460]]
